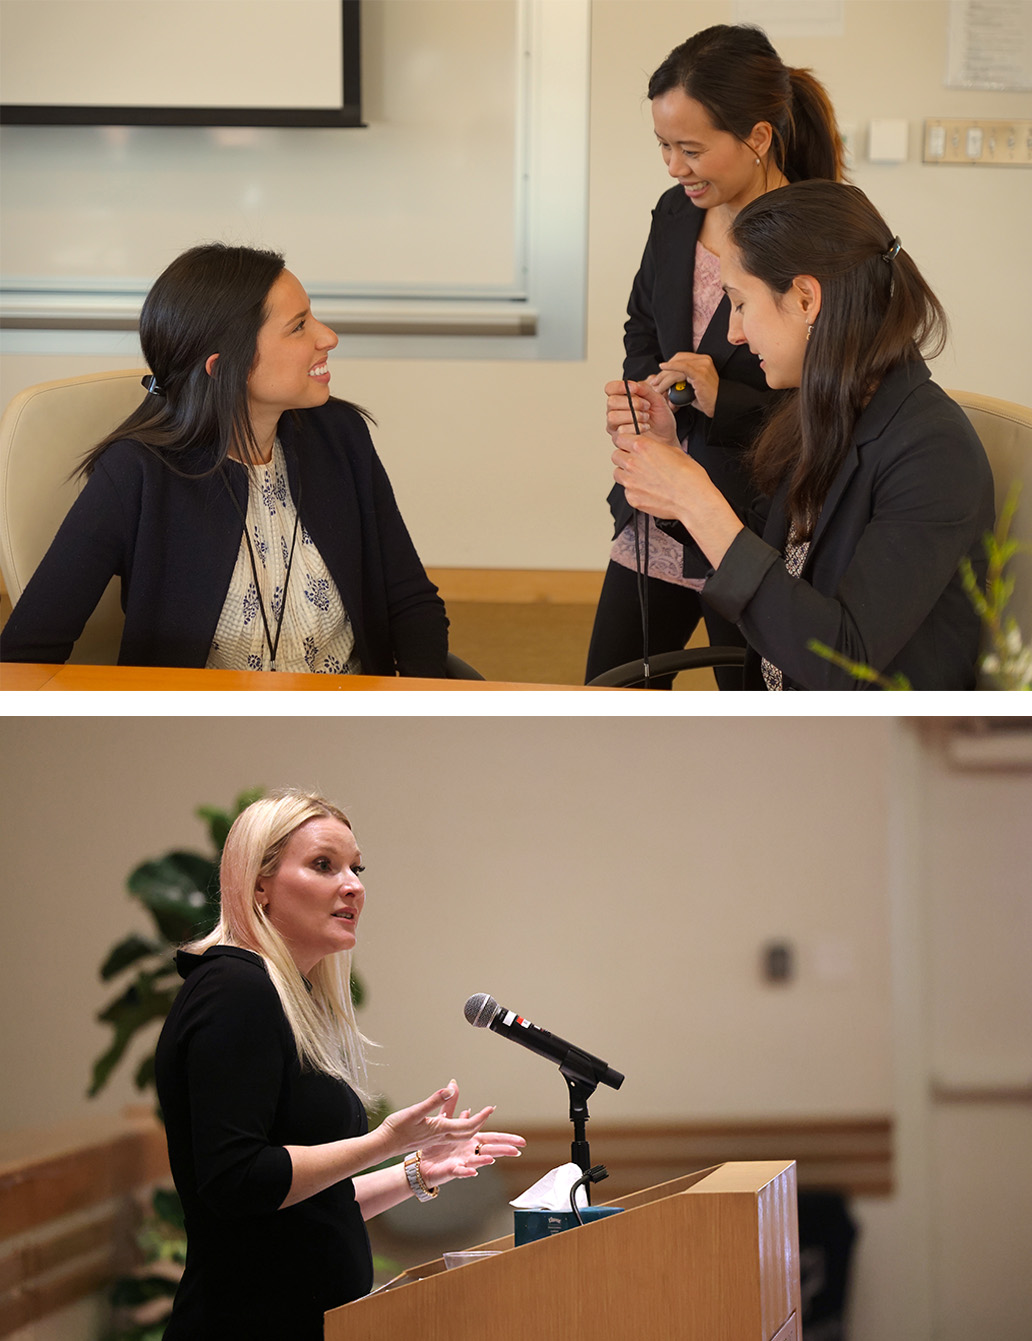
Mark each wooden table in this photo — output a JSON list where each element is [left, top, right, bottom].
[[0, 663, 596, 692]]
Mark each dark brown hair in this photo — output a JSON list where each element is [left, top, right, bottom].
[[728, 180, 948, 537], [79, 244, 369, 478], [648, 24, 845, 184]]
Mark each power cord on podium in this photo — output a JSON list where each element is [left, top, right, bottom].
[[569, 1164, 610, 1225]]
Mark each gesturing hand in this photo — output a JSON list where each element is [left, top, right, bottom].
[[420, 1121, 526, 1190], [378, 1081, 504, 1165]]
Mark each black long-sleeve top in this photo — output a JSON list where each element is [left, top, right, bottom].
[[0, 398, 448, 675], [154, 946, 373, 1340]]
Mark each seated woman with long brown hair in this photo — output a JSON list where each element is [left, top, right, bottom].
[[0, 244, 448, 676], [605, 180, 994, 689]]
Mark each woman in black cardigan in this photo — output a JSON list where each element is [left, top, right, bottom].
[[0, 244, 448, 676], [606, 181, 993, 690]]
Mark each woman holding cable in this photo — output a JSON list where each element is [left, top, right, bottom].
[[586, 24, 845, 686], [605, 181, 993, 690]]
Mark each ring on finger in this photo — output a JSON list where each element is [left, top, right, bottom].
[[475, 1144, 481, 1156]]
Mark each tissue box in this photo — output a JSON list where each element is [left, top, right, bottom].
[[514, 1206, 623, 1246]]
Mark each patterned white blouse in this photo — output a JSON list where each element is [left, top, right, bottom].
[[761, 526, 811, 691], [206, 440, 362, 674]]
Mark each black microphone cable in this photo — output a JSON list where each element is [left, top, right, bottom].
[[570, 1164, 610, 1224], [623, 379, 650, 685]]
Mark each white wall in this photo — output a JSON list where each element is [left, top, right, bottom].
[[914, 735, 1032, 1341], [2, 0, 1029, 572]]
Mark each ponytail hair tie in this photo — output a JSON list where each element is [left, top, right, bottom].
[[141, 373, 165, 396], [882, 236, 901, 263]]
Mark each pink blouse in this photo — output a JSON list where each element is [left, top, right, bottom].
[[610, 242, 724, 588]]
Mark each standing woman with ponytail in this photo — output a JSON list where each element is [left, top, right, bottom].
[[586, 25, 844, 686], [607, 181, 993, 690]]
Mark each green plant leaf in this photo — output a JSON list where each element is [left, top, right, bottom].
[[153, 1186, 185, 1229], [195, 805, 232, 853], [109, 1275, 179, 1307], [127, 851, 220, 942], [134, 1053, 156, 1092], [89, 971, 181, 1096], [195, 787, 265, 852], [806, 639, 912, 690], [233, 786, 266, 814], [96, 970, 180, 1026], [101, 1325, 170, 1341], [100, 934, 165, 981]]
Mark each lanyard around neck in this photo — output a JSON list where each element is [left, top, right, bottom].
[[225, 453, 303, 672]]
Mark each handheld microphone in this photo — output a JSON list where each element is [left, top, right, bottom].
[[464, 993, 624, 1090], [668, 379, 695, 407]]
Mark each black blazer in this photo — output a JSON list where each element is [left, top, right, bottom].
[[611, 185, 775, 574], [0, 399, 449, 676], [702, 362, 995, 689]]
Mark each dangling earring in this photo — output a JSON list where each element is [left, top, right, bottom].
[[806, 323, 814, 343]]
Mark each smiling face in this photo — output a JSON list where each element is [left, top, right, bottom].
[[651, 87, 768, 214], [721, 242, 815, 390], [256, 816, 365, 975], [246, 269, 339, 439]]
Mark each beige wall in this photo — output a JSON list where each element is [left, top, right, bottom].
[[2, 0, 1030, 572], [0, 715, 894, 1131], [1, 714, 1030, 1340]]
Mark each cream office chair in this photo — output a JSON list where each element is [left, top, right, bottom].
[[0, 368, 486, 677], [0, 369, 148, 663], [948, 390, 1032, 651]]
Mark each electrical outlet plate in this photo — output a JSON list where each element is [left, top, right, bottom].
[[923, 118, 1032, 166]]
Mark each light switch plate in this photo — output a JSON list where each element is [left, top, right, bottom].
[[868, 118, 909, 163], [923, 119, 1032, 165]]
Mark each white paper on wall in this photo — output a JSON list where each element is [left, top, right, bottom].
[[947, 0, 1032, 91], [733, 0, 845, 40]]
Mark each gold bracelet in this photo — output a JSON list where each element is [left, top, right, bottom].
[[403, 1150, 438, 1201]]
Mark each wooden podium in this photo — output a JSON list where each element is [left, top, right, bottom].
[[325, 1160, 801, 1341]]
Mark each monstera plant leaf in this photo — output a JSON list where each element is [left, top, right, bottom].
[[88, 968, 183, 1096], [127, 851, 220, 943], [99, 934, 167, 981], [196, 786, 263, 852]]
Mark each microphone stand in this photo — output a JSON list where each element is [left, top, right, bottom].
[[560, 1048, 605, 1192]]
